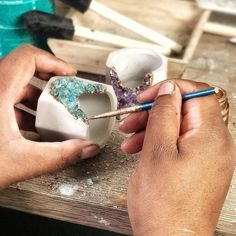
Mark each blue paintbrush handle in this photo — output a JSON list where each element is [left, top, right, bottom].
[[140, 87, 217, 111], [89, 87, 218, 120]]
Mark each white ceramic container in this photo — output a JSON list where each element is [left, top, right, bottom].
[[35, 76, 118, 148], [105, 48, 168, 108], [106, 48, 168, 87]]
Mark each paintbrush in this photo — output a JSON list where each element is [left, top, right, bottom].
[[23, 10, 170, 55], [88, 87, 219, 120], [60, 0, 182, 53]]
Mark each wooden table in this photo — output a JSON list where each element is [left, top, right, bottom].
[[0, 33, 236, 235]]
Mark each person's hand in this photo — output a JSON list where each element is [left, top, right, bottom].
[[0, 45, 100, 189], [119, 80, 236, 235]]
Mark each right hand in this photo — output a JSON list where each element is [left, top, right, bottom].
[[120, 80, 236, 235]]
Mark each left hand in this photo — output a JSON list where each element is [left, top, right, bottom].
[[0, 45, 100, 188]]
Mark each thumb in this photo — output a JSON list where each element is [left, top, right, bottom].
[[2, 138, 100, 187], [15, 139, 100, 180], [142, 81, 182, 157], [28, 139, 100, 170]]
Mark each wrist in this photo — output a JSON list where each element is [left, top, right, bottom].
[[131, 220, 215, 236], [133, 227, 213, 236]]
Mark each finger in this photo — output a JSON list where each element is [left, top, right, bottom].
[[177, 83, 223, 135], [142, 81, 182, 157], [27, 140, 100, 171], [0, 45, 76, 100], [16, 45, 76, 76], [137, 79, 210, 103], [119, 111, 148, 134], [121, 131, 145, 154], [16, 84, 41, 110], [35, 72, 54, 81], [138, 80, 223, 137], [8, 139, 101, 183], [15, 108, 36, 132], [180, 93, 223, 136]]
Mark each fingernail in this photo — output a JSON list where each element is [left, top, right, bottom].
[[61, 69, 76, 76], [81, 145, 100, 159], [137, 91, 144, 100], [157, 81, 175, 97]]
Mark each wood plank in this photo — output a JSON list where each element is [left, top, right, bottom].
[[48, 38, 187, 79], [48, 39, 114, 75], [0, 187, 131, 235], [183, 10, 211, 62]]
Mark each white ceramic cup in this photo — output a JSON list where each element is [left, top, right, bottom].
[[106, 47, 168, 87], [35, 76, 118, 148]]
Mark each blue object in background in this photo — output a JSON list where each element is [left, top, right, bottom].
[[0, 0, 55, 58]]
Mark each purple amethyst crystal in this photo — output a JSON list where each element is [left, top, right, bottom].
[[110, 68, 151, 108]]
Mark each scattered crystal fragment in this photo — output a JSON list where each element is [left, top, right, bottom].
[[86, 178, 94, 187]]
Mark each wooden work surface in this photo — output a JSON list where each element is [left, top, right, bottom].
[[0, 36, 236, 236]]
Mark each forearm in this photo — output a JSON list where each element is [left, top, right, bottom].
[[130, 206, 219, 236]]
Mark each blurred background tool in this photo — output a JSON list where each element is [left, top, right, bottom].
[[60, 0, 182, 53], [23, 10, 170, 55]]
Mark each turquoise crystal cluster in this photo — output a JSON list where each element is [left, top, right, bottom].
[[50, 78, 105, 122]]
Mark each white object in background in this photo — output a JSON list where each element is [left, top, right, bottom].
[[204, 22, 236, 37], [35, 76, 117, 148], [106, 48, 168, 87], [196, 0, 236, 15], [73, 26, 171, 56], [229, 37, 236, 44]]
